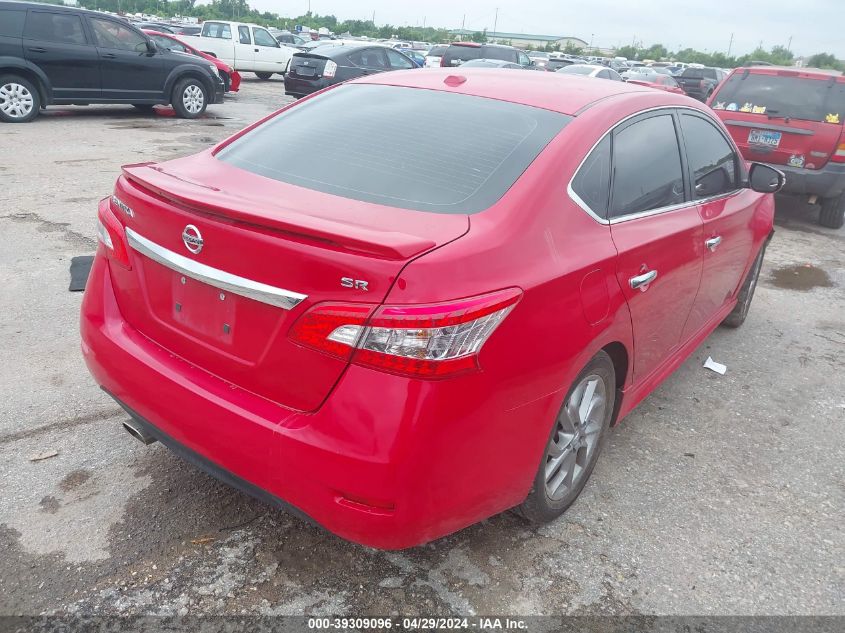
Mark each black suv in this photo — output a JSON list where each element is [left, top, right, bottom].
[[440, 42, 533, 68], [0, 1, 224, 122]]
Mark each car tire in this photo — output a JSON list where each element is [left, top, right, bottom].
[[722, 244, 766, 328], [171, 77, 208, 119], [0, 74, 41, 123], [819, 193, 845, 229], [517, 351, 615, 524], [255, 72, 273, 80]]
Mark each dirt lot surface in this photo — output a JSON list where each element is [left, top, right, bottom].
[[0, 77, 843, 617]]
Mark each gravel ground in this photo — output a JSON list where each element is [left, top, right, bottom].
[[0, 76, 843, 618]]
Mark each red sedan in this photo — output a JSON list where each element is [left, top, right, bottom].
[[81, 69, 783, 549], [626, 72, 686, 94], [143, 30, 241, 93]]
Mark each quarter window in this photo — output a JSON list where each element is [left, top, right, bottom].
[[0, 9, 26, 38], [571, 136, 611, 218], [24, 12, 87, 46], [610, 114, 685, 218], [89, 18, 146, 51], [679, 114, 738, 198]]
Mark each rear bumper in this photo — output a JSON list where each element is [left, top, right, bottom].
[[80, 254, 553, 548], [764, 161, 845, 198], [283, 75, 329, 97]]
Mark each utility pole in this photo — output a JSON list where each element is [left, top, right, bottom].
[[461, 13, 465, 40], [372, 10, 375, 25], [492, 7, 498, 38], [727, 32, 734, 57], [787, 35, 793, 52]]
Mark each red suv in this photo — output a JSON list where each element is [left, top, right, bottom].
[[81, 70, 781, 548], [709, 66, 845, 228]]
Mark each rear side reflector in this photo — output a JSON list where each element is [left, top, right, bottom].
[[289, 288, 522, 378]]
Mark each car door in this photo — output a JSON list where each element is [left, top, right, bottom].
[[252, 26, 288, 72], [87, 17, 164, 101], [234, 25, 255, 69], [605, 111, 704, 383], [677, 111, 755, 339], [22, 9, 100, 101]]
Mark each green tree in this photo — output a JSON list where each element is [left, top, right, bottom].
[[615, 45, 639, 60], [807, 53, 842, 70], [470, 30, 487, 43], [562, 41, 583, 55]]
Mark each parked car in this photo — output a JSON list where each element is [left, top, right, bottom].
[[424, 44, 448, 68], [180, 20, 299, 79], [0, 1, 224, 122], [626, 73, 685, 94], [284, 44, 416, 98], [709, 65, 845, 228], [174, 25, 201, 36], [674, 66, 726, 101], [440, 42, 533, 69], [144, 30, 241, 93], [460, 59, 525, 70], [398, 48, 425, 68], [621, 66, 657, 81], [135, 22, 176, 34], [270, 29, 308, 47], [557, 64, 623, 81], [82, 68, 782, 549], [545, 58, 577, 71]]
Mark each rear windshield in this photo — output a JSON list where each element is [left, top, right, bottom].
[[681, 68, 715, 79], [483, 46, 519, 62], [713, 72, 845, 123], [561, 66, 595, 75], [427, 45, 447, 56], [216, 84, 569, 214]]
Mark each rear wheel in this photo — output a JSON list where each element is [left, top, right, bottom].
[[517, 351, 615, 523], [0, 75, 40, 123], [255, 72, 273, 80], [171, 77, 208, 119], [722, 244, 766, 328], [819, 193, 845, 229]]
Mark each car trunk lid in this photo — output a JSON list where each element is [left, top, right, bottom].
[[108, 154, 468, 412], [289, 53, 328, 78]]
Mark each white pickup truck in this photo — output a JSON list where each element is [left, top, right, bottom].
[[180, 21, 299, 79]]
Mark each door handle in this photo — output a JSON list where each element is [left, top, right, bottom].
[[705, 236, 723, 252], [629, 270, 658, 290], [28, 47, 47, 53], [101, 53, 116, 59], [255, 48, 259, 52]]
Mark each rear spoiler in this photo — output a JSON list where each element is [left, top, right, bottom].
[[121, 163, 436, 260]]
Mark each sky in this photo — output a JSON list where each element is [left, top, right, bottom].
[[246, 0, 844, 58]]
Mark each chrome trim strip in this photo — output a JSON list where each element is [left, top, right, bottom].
[[566, 105, 744, 226], [723, 119, 814, 136], [125, 227, 307, 310]]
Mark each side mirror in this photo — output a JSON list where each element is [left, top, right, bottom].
[[145, 39, 158, 55], [748, 162, 785, 194]]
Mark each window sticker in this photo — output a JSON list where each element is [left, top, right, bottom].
[[713, 101, 726, 110], [739, 102, 754, 113], [726, 103, 738, 111], [788, 154, 806, 168], [752, 105, 766, 114], [825, 113, 840, 124]]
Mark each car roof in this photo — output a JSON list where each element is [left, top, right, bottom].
[[352, 68, 673, 116]]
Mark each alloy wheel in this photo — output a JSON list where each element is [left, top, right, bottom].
[[544, 374, 607, 501], [0, 82, 34, 119]]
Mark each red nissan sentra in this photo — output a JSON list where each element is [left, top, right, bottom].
[[81, 69, 783, 548]]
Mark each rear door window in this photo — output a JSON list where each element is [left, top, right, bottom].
[[610, 114, 686, 218], [24, 11, 87, 46], [216, 84, 569, 214], [712, 72, 845, 123], [349, 48, 387, 69], [679, 114, 739, 198], [0, 9, 26, 37]]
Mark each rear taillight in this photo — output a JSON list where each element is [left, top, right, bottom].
[[832, 141, 845, 163], [440, 56, 447, 67], [323, 60, 338, 78], [289, 288, 522, 378], [699, 79, 706, 89], [96, 197, 131, 269]]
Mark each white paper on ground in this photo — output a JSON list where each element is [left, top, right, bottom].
[[703, 356, 727, 375]]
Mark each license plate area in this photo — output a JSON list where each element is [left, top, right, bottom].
[[172, 273, 236, 342], [295, 66, 316, 77], [748, 129, 782, 148]]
